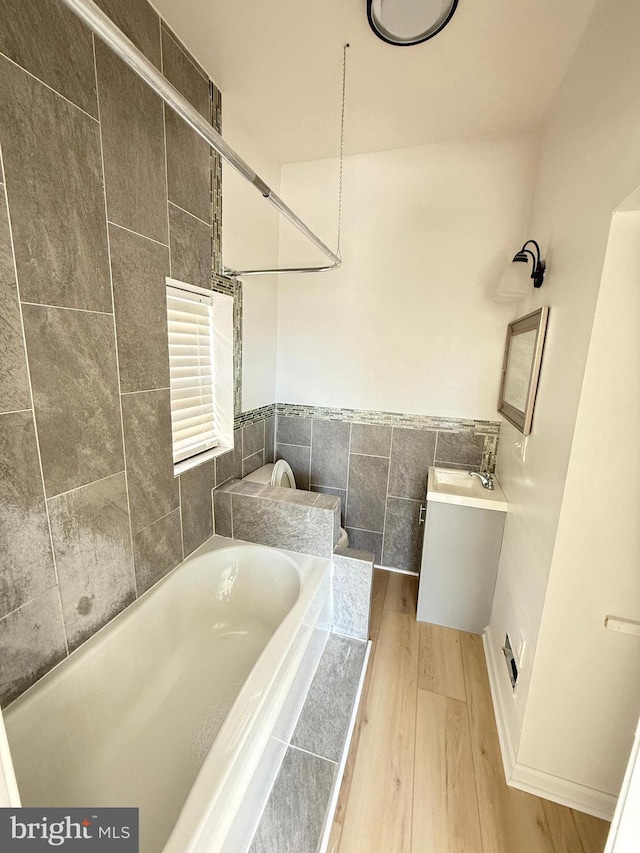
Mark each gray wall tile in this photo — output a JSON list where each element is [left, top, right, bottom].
[[276, 415, 311, 446], [96, 44, 168, 244], [22, 306, 124, 497], [48, 473, 135, 652], [0, 184, 29, 413], [133, 508, 183, 595], [213, 487, 232, 538], [310, 419, 350, 489], [109, 224, 170, 393], [160, 23, 209, 80], [242, 450, 264, 478], [311, 485, 346, 527], [168, 203, 212, 290], [264, 416, 275, 463], [231, 495, 334, 558], [121, 389, 179, 533], [345, 528, 383, 565], [0, 1, 221, 704], [346, 454, 389, 533], [436, 431, 486, 469], [162, 30, 211, 224], [388, 427, 436, 500], [0, 58, 111, 312], [313, 493, 341, 512], [215, 429, 242, 484], [0, 0, 97, 116], [332, 554, 373, 640], [0, 412, 56, 619], [0, 587, 67, 708], [249, 746, 336, 853], [236, 482, 317, 506], [242, 419, 265, 459], [94, 0, 161, 68], [275, 443, 310, 490], [292, 634, 367, 760], [382, 497, 424, 573], [180, 460, 215, 557], [350, 422, 392, 457]]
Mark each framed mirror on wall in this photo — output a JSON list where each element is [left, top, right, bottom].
[[498, 306, 549, 435]]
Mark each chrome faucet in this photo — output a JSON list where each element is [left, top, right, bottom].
[[469, 471, 494, 490]]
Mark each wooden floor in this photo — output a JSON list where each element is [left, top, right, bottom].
[[329, 570, 610, 853]]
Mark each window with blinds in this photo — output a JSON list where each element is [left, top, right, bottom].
[[167, 282, 219, 464]]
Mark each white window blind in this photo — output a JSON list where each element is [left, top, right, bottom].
[[167, 283, 219, 464]]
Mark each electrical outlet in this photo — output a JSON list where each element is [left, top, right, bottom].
[[514, 437, 527, 462]]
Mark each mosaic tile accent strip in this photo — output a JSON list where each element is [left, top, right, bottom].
[[211, 273, 242, 414], [210, 271, 235, 296], [232, 281, 242, 414], [234, 403, 277, 428], [277, 402, 501, 435], [210, 81, 222, 276]]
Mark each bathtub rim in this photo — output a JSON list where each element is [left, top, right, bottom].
[[3, 534, 310, 714], [163, 535, 332, 852]]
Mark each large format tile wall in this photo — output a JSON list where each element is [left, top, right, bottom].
[[0, 0, 228, 707], [275, 404, 501, 573]]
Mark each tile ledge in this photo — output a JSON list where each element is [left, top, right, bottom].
[[333, 546, 375, 564]]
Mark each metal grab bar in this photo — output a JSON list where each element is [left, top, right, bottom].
[[58, 0, 341, 277]]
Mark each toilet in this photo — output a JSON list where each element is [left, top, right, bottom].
[[243, 462, 349, 549]]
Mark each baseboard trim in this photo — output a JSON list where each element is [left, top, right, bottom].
[[482, 632, 617, 821]]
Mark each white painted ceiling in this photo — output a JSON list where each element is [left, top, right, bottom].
[[152, 0, 596, 164]]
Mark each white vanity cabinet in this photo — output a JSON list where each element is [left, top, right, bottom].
[[416, 467, 507, 634]]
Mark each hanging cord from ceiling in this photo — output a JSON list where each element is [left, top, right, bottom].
[[336, 43, 350, 261]]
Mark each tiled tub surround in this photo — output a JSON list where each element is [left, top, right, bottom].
[[274, 405, 501, 573], [250, 634, 369, 853], [0, 0, 230, 707], [214, 480, 341, 558], [332, 548, 374, 641]]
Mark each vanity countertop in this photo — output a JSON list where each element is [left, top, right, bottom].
[[427, 466, 508, 512]]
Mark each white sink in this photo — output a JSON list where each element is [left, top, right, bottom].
[[427, 466, 508, 512]]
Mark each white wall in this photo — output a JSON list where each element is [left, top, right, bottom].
[[488, 0, 640, 810], [522, 209, 640, 792], [276, 134, 539, 419], [221, 109, 281, 412]]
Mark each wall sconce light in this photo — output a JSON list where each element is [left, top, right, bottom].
[[494, 240, 546, 302]]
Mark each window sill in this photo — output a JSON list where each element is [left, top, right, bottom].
[[173, 444, 233, 477]]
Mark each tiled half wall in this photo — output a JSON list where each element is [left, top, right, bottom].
[[0, 0, 228, 707], [274, 403, 501, 574]]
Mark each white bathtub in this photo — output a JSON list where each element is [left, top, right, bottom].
[[4, 537, 332, 852]]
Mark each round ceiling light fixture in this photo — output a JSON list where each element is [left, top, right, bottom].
[[367, 0, 458, 46]]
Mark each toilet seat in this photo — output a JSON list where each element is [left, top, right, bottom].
[[271, 459, 296, 488]]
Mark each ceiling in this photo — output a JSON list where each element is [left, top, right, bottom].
[[152, 0, 596, 164]]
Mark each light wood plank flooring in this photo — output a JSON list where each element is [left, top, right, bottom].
[[330, 570, 610, 853]]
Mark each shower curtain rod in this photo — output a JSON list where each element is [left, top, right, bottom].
[[59, 0, 341, 277]]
